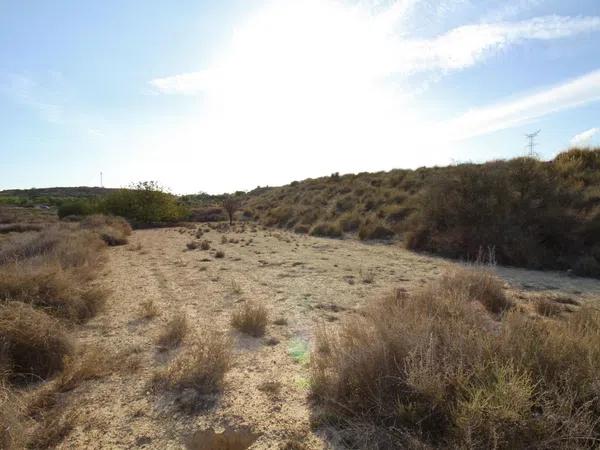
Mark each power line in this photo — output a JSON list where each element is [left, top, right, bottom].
[[525, 130, 540, 157]]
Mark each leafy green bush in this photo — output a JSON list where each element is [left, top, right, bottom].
[[57, 199, 98, 218], [102, 181, 188, 225]]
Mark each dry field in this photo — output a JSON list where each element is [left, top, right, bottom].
[[41, 223, 600, 449]]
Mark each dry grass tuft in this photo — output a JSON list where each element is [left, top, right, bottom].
[[231, 302, 268, 337], [139, 299, 159, 319], [186, 241, 199, 250], [534, 297, 564, 317], [215, 250, 225, 258], [439, 266, 512, 314], [153, 331, 231, 394], [0, 302, 74, 384], [80, 214, 132, 246], [156, 313, 188, 349], [311, 268, 600, 449]]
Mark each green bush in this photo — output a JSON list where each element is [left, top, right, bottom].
[[406, 158, 576, 269], [102, 181, 188, 225], [57, 199, 98, 218]]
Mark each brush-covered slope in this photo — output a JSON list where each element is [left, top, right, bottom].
[[243, 147, 600, 276]]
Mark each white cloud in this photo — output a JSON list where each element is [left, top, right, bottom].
[[440, 69, 600, 140], [570, 127, 599, 146]]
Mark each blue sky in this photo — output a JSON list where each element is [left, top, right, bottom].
[[1, 0, 600, 194]]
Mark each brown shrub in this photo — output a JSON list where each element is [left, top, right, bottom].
[[231, 302, 268, 337], [215, 250, 225, 258], [311, 269, 600, 449], [0, 303, 74, 383], [358, 221, 394, 240], [309, 222, 343, 238], [154, 331, 231, 394], [293, 224, 310, 234], [156, 313, 188, 349], [438, 267, 512, 314], [200, 240, 211, 250], [186, 241, 199, 250], [0, 223, 42, 234]]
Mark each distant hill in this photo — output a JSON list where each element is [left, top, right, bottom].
[[0, 186, 117, 199]]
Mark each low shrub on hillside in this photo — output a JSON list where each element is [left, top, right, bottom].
[[358, 221, 394, 240], [406, 157, 591, 271], [311, 268, 600, 449], [310, 222, 343, 238]]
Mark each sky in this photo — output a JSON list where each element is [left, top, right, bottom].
[[1, 0, 600, 194]]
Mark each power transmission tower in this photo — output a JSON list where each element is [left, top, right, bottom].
[[100, 172, 103, 188], [525, 130, 540, 157]]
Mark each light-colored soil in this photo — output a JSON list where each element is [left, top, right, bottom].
[[58, 225, 600, 449]]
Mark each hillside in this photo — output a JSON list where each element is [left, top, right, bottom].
[[242, 148, 600, 276]]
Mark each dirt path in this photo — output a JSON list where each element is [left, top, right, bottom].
[[59, 225, 600, 449]]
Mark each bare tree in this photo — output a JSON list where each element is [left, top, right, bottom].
[[222, 195, 242, 225]]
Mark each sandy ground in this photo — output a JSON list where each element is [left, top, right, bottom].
[[58, 225, 600, 449]]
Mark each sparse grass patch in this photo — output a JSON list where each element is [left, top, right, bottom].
[[156, 313, 188, 349], [231, 302, 268, 337], [359, 268, 375, 284], [200, 240, 211, 250]]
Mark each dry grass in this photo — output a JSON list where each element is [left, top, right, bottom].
[[0, 384, 25, 450], [534, 297, 564, 317], [439, 266, 512, 314], [231, 302, 268, 337], [156, 313, 188, 349], [200, 239, 211, 250], [139, 299, 159, 319], [154, 331, 231, 394], [0, 265, 108, 322], [80, 214, 132, 246], [186, 241, 199, 250], [215, 250, 225, 258], [0, 302, 74, 384], [311, 267, 600, 449]]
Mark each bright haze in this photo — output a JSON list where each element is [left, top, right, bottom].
[[1, 0, 600, 193]]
